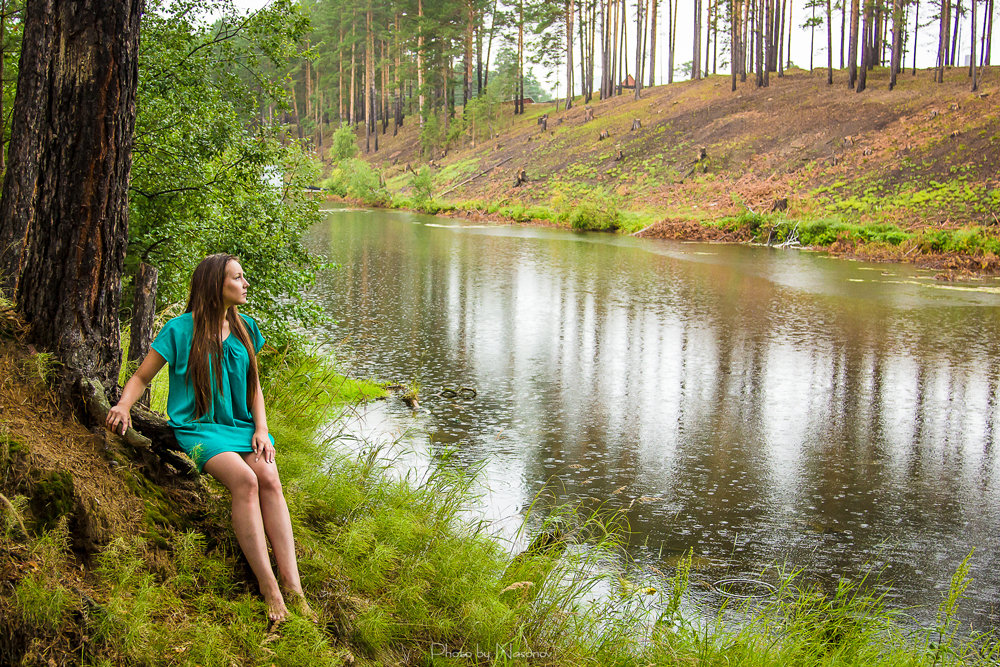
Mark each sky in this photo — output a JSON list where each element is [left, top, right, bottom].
[[233, 0, 999, 99]]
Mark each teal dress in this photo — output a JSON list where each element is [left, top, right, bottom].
[[151, 312, 273, 471]]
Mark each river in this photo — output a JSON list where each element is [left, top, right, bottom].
[[305, 207, 1000, 629]]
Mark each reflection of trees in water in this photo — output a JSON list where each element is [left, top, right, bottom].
[[310, 212, 1000, 625]]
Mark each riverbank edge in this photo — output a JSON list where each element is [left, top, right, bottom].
[[321, 193, 1000, 282], [1, 305, 997, 664]]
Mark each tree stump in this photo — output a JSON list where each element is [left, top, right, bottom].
[[614, 150, 624, 161], [598, 129, 611, 141], [631, 118, 641, 131], [584, 106, 594, 121], [512, 168, 527, 187], [771, 198, 788, 212]]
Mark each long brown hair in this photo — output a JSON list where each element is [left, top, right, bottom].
[[185, 254, 260, 419]]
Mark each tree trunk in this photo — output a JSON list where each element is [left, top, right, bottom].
[[649, 0, 658, 85], [985, 0, 993, 66], [778, 0, 786, 75], [950, 0, 962, 65], [128, 262, 157, 407], [567, 0, 575, 108], [785, 0, 793, 68], [0, 0, 142, 392], [464, 0, 474, 106], [338, 26, 344, 122], [635, 0, 644, 98], [668, 0, 677, 83], [889, 0, 903, 88], [0, 0, 6, 174], [756, 0, 764, 85], [484, 0, 498, 91], [417, 0, 424, 125], [840, 0, 847, 67], [742, 0, 751, 79], [693, 0, 702, 79], [763, 0, 771, 85], [732, 0, 741, 89], [848, 0, 860, 87], [970, 0, 978, 89], [857, 0, 871, 91], [936, 0, 951, 81], [364, 8, 372, 152], [912, 0, 919, 73], [517, 0, 524, 113], [350, 17, 357, 125], [828, 0, 834, 83]]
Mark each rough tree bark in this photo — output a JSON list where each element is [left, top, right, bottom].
[[0, 0, 142, 393], [848, 0, 860, 87], [889, 0, 903, 89]]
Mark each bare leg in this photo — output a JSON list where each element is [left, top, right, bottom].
[[241, 453, 313, 618], [203, 452, 287, 623]]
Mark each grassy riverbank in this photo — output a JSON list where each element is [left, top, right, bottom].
[[324, 66, 1000, 278], [1, 306, 998, 664]]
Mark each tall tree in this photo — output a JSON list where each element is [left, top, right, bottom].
[[983, 0, 993, 66], [936, 0, 951, 81], [635, 0, 644, 98], [566, 0, 575, 107], [0, 0, 142, 391], [857, 0, 872, 90], [694, 0, 703, 79], [732, 0, 742, 89], [969, 0, 977, 89], [648, 0, 657, 85], [418, 0, 425, 124], [668, 0, 677, 82], [848, 0, 860, 86], [827, 0, 835, 82], [889, 0, 903, 88]]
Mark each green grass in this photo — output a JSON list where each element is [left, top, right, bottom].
[[6, 338, 1000, 664]]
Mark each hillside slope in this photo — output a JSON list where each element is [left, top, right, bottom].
[[351, 66, 1000, 274]]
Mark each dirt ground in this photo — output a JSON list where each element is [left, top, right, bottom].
[[343, 65, 1000, 273]]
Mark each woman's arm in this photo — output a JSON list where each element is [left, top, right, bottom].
[[106, 350, 167, 435], [250, 377, 274, 463]]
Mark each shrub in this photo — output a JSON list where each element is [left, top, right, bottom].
[[410, 166, 434, 203], [328, 123, 358, 162], [342, 158, 390, 206]]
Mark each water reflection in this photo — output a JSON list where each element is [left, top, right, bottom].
[[306, 208, 1000, 628]]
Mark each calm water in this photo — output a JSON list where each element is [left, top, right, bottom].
[[306, 208, 1000, 628]]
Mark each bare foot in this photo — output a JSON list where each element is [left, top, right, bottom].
[[263, 587, 288, 627]]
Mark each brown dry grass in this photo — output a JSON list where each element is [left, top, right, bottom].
[[0, 340, 144, 546], [346, 65, 1000, 231]]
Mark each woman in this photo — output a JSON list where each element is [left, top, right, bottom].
[[107, 254, 308, 625]]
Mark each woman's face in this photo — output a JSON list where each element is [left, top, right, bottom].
[[222, 259, 249, 308]]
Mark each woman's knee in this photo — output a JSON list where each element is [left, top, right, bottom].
[[254, 464, 283, 495], [229, 466, 260, 500]]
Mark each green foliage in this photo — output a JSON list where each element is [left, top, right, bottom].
[[128, 0, 324, 347], [549, 181, 622, 231], [13, 520, 73, 630], [410, 166, 435, 203], [340, 158, 390, 205], [462, 82, 509, 146], [419, 113, 444, 159], [14, 572, 71, 631], [328, 122, 358, 161]]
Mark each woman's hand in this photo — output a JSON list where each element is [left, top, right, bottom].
[[253, 429, 275, 464], [106, 403, 131, 435]]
